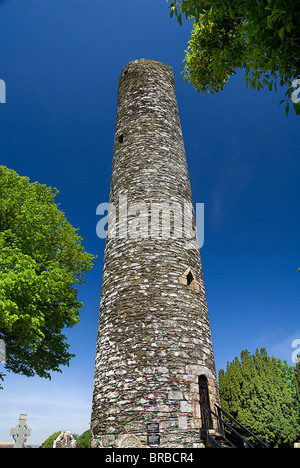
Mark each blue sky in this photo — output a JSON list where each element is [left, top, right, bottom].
[[0, 0, 299, 446]]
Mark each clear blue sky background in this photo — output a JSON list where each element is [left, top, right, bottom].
[[0, 0, 299, 446]]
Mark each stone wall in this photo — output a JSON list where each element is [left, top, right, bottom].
[[90, 59, 220, 448]]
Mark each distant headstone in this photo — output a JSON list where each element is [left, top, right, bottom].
[[53, 431, 76, 448], [10, 414, 32, 448]]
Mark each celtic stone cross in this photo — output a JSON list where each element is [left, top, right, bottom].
[[10, 414, 32, 448]]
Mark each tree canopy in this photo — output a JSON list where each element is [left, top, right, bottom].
[[0, 166, 95, 383], [75, 429, 91, 448], [168, 0, 300, 115], [294, 357, 300, 420], [40, 431, 62, 448], [40, 429, 90, 448], [219, 348, 300, 447]]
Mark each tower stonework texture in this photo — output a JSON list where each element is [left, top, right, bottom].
[[90, 59, 220, 448]]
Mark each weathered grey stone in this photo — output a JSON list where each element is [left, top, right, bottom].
[[90, 59, 220, 448], [178, 416, 188, 430], [168, 391, 184, 400]]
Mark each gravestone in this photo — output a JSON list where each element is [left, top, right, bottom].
[[10, 414, 31, 448], [53, 431, 76, 448]]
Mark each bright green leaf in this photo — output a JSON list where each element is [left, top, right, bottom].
[[278, 26, 285, 40], [169, 0, 300, 116]]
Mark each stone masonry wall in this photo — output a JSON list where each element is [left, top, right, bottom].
[[90, 59, 220, 448]]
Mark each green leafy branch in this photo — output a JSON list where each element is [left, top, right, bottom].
[[167, 0, 300, 115]]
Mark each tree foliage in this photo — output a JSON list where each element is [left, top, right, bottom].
[[40, 430, 89, 448], [294, 357, 300, 422], [76, 429, 90, 448], [0, 166, 95, 383], [40, 431, 62, 448], [219, 348, 300, 448], [168, 0, 300, 115]]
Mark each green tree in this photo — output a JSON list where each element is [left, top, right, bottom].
[[40, 431, 61, 448], [293, 357, 300, 424], [76, 429, 90, 448], [276, 358, 298, 404], [0, 166, 95, 384], [219, 348, 300, 448], [41, 430, 89, 448], [168, 0, 300, 115]]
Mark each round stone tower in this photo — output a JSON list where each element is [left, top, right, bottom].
[[90, 59, 220, 448]]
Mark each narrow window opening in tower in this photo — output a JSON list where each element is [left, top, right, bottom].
[[179, 267, 200, 292], [170, 211, 174, 238], [186, 270, 194, 286], [118, 134, 124, 144]]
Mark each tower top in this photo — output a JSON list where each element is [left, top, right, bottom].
[[118, 59, 175, 90], [121, 58, 172, 72]]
